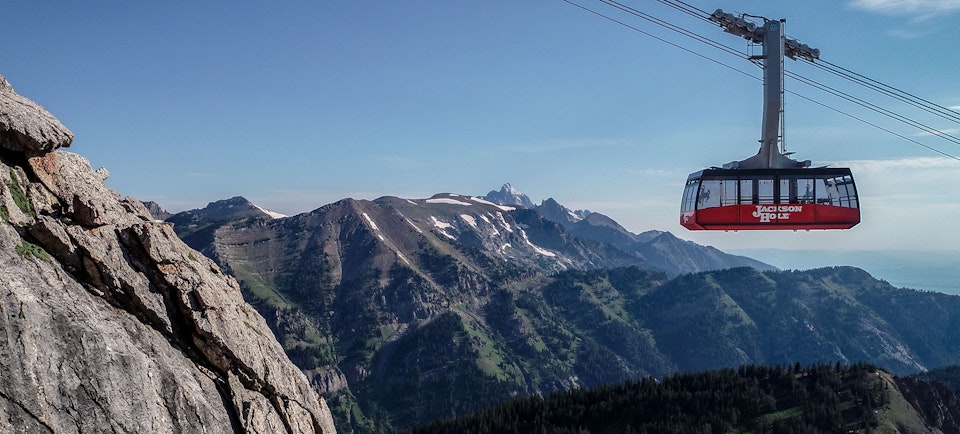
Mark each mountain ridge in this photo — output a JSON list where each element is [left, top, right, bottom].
[[163, 187, 772, 278], [478, 184, 774, 275]]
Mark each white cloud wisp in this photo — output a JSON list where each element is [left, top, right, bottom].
[[850, 0, 960, 18]]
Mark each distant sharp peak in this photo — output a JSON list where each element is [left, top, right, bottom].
[[504, 182, 520, 193], [483, 183, 536, 209], [482, 184, 597, 229]]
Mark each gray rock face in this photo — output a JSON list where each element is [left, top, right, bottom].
[[0, 77, 335, 433], [0, 74, 73, 153]]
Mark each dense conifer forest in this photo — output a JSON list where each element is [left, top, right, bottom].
[[401, 362, 888, 434]]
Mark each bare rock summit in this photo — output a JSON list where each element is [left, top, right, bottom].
[[0, 76, 335, 433], [0, 74, 73, 153]]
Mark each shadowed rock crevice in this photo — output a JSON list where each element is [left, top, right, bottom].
[[0, 388, 55, 433]]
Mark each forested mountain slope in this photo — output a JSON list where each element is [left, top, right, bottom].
[[403, 363, 959, 434]]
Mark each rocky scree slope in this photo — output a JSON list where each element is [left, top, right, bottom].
[[0, 74, 336, 433]]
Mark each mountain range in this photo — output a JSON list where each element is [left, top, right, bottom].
[[161, 187, 771, 278], [156, 188, 960, 432]]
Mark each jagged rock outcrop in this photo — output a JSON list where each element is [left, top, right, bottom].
[[0, 74, 336, 433], [0, 75, 73, 153], [142, 200, 172, 221]]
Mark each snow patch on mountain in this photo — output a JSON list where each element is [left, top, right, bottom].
[[362, 212, 386, 241], [470, 196, 516, 211], [494, 212, 514, 233], [460, 214, 479, 230], [254, 204, 287, 219], [402, 216, 423, 234], [478, 214, 501, 236], [431, 216, 456, 239], [517, 228, 556, 258], [469, 197, 498, 206], [361, 212, 380, 231], [431, 216, 453, 230], [426, 198, 472, 206]]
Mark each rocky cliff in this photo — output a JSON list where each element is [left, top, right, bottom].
[[0, 74, 336, 432]]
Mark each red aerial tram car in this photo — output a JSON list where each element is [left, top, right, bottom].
[[681, 167, 859, 231], [680, 11, 860, 231]]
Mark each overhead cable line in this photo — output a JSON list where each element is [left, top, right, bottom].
[[649, 0, 714, 24], [786, 70, 960, 147], [594, 0, 746, 60], [820, 59, 960, 124], [787, 89, 960, 161], [560, 0, 960, 160], [559, 0, 759, 80], [803, 59, 960, 126]]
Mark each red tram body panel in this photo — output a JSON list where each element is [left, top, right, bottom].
[[680, 168, 860, 231]]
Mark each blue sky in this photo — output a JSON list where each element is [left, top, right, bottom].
[[3, 0, 960, 256]]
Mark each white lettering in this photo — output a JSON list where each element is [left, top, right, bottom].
[[751, 205, 802, 222]]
